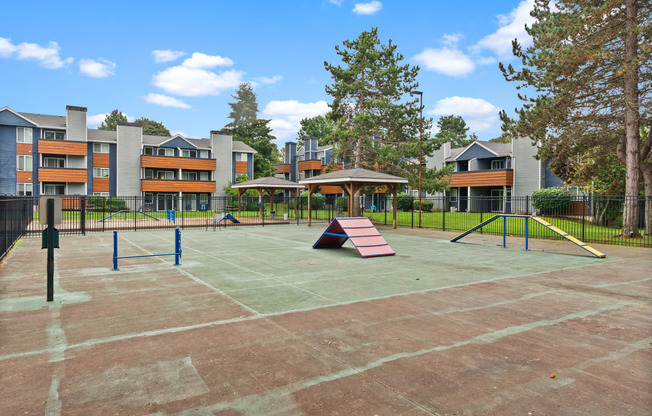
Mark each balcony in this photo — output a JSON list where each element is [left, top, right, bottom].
[[141, 155, 216, 171], [298, 159, 322, 172], [275, 164, 291, 174], [38, 140, 87, 156], [235, 161, 248, 174], [141, 179, 216, 193], [449, 169, 513, 187], [38, 168, 87, 183]]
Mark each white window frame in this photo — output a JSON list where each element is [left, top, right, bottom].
[[143, 146, 154, 155], [93, 192, 109, 197], [182, 171, 197, 181], [44, 130, 65, 140], [157, 170, 175, 180], [43, 184, 65, 195], [43, 157, 65, 168], [181, 149, 197, 158], [199, 171, 209, 181], [491, 160, 504, 170], [16, 127, 33, 144], [236, 153, 248, 162], [158, 148, 174, 157], [198, 150, 209, 159], [93, 143, 110, 153], [17, 155, 33, 171], [93, 167, 110, 178], [17, 183, 33, 196], [144, 169, 154, 179]]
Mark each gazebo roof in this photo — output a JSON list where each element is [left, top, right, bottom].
[[299, 168, 408, 185], [231, 177, 304, 189]]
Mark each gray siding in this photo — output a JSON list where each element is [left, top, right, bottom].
[[0, 126, 17, 195], [87, 144, 93, 192], [160, 137, 195, 149], [66, 107, 87, 141], [247, 153, 254, 179], [456, 143, 496, 161], [211, 132, 232, 196], [109, 144, 117, 196], [512, 137, 541, 197], [116, 124, 142, 197]]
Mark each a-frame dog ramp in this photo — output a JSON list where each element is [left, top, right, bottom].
[[313, 217, 395, 258]]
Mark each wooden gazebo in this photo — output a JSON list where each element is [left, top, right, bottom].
[[299, 168, 408, 229], [231, 177, 304, 220]]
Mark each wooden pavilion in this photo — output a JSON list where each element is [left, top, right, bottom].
[[299, 168, 408, 228], [231, 177, 305, 220]]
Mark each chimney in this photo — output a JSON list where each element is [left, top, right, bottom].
[[115, 122, 143, 198], [444, 142, 451, 159], [210, 130, 233, 196], [66, 105, 87, 141]]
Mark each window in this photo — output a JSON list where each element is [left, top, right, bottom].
[[181, 149, 197, 158], [93, 143, 109, 153], [182, 172, 197, 181], [199, 171, 209, 181], [157, 170, 174, 180], [44, 130, 65, 140], [199, 150, 209, 158], [17, 183, 33, 196], [491, 160, 504, 170], [43, 157, 65, 168], [93, 192, 109, 197], [43, 184, 65, 195], [236, 153, 248, 162], [143, 147, 154, 155], [144, 169, 154, 179], [17, 155, 33, 171], [158, 148, 174, 156], [144, 193, 154, 204], [16, 127, 33, 144], [449, 188, 458, 202], [93, 167, 109, 178]]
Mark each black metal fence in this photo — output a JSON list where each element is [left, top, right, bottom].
[[0, 196, 34, 261], [9, 194, 652, 248]]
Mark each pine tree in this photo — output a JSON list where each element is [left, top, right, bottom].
[[224, 83, 259, 129], [434, 115, 477, 148], [98, 110, 127, 131], [500, 0, 651, 237], [134, 118, 171, 136]]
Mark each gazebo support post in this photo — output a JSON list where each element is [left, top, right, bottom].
[[257, 189, 264, 219], [265, 188, 275, 213], [307, 184, 316, 226], [389, 184, 398, 229], [237, 188, 245, 218], [342, 183, 353, 216]]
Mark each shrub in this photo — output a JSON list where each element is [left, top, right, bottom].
[[336, 196, 348, 211], [414, 199, 434, 212], [397, 193, 413, 211], [106, 198, 127, 212], [293, 191, 326, 210], [246, 199, 259, 211], [531, 187, 570, 213]]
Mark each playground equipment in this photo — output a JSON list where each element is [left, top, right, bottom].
[[113, 228, 181, 270], [99, 210, 160, 222], [450, 214, 606, 258], [209, 212, 241, 225], [166, 210, 176, 224], [313, 217, 395, 258]]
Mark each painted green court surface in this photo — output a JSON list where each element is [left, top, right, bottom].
[[117, 226, 603, 315]]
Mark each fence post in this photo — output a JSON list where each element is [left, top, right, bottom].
[[582, 194, 586, 241], [80, 195, 86, 235], [526, 195, 530, 216], [384, 196, 387, 225], [134, 196, 137, 232], [480, 196, 483, 235], [442, 196, 446, 232], [411, 197, 414, 229], [46, 198, 55, 302]]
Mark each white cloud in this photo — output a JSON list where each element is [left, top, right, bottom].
[[153, 66, 244, 97], [170, 129, 189, 137], [0, 37, 73, 69], [329, 0, 344, 5], [87, 112, 134, 127], [255, 75, 283, 85], [143, 93, 191, 109], [442, 33, 463, 46], [414, 47, 475, 77], [79, 58, 116, 78], [473, 0, 536, 57], [428, 96, 501, 133], [262, 100, 330, 140], [353, 1, 382, 15], [152, 49, 186, 63], [181, 52, 233, 69]]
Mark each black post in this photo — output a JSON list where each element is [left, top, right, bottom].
[[526, 195, 530, 216], [134, 196, 137, 232], [442, 196, 446, 232], [47, 198, 54, 302], [80, 195, 86, 235], [480, 196, 483, 235], [582, 194, 586, 241], [411, 197, 414, 229]]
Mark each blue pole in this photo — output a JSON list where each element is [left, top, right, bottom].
[[175, 227, 181, 266], [503, 216, 506, 248], [113, 230, 118, 270], [525, 217, 529, 251]]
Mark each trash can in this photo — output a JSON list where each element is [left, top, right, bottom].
[[270, 210, 275, 219], [283, 213, 288, 221]]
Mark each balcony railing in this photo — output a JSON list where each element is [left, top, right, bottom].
[[38, 139, 87, 156], [141, 179, 216, 193], [449, 169, 513, 187], [38, 167, 87, 183], [141, 155, 216, 170]]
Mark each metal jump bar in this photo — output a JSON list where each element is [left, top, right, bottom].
[[450, 214, 606, 258], [113, 227, 181, 270], [99, 210, 160, 222]]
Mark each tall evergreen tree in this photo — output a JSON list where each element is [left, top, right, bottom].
[[434, 115, 477, 148], [98, 109, 127, 131], [223, 83, 279, 178], [500, 0, 651, 237], [134, 117, 171, 136], [296, 115, 335, 146], [324, 27, 450, 213]]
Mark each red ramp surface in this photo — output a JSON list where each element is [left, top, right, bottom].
[[313, 217, 395, 258]]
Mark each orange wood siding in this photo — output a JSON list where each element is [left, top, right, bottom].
[[275, 164, 291, 174], [38, 168, 88, 183], [321, 164, 343, 173], [140, 155, 216, 170], [319, 185, 343, 194], [141, 180, 216, 193], [298, 160, 322, 171], [449, 169, 513, 187], [16, 143, 33, 155], [235, 161, 248, 174], [93, 178, 109, 192], [93, 153, 110, 167], [38, 140, 87, 156], [17, 171, 33, 183]]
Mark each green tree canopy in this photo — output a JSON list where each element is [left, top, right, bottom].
[[134, 117, 171, 136], [98, 110, 127, 131], [225, 83, 259, 130], [434, 115, 477, 148], [296, 115, 335, 146]]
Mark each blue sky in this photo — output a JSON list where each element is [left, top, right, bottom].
[[0, 0, 536, 144]]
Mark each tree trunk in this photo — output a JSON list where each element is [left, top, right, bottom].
[[621, 0, 641, 237], [640, 127, 652, 235]]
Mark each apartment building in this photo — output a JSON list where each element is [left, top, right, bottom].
[[426, 137, 563, 212], [0, 105, 256, 210], [275, 138, 344, 195]]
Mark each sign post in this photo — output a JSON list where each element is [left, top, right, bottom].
[[40, 196, 62, 302]]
